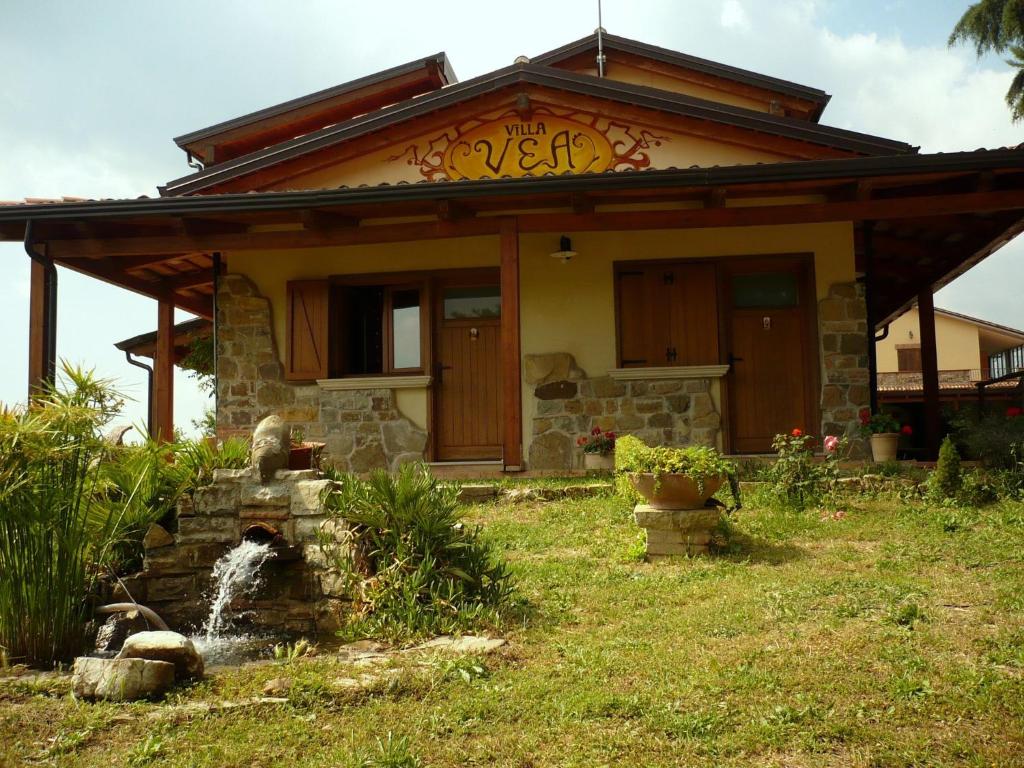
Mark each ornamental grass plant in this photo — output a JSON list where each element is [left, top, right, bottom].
[[319, 463, 517, 641]]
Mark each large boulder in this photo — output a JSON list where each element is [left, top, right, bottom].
[[251, 415, 290, 483], [72, 657, 175, 701], [116, 631, 205, 680]]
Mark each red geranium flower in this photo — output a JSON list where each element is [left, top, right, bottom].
[[791, 428, 803, 437], [901, 424, 913, 436], [605, 432, 616, 440], [591, 426, 602, 436], [576, 436, 587, 446], [1007, 406, 1023, 419], [859, 408, 871, 425]]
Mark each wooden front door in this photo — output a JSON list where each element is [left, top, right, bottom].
[[434, 277, 502, 460], [725, 258, 817, 453]]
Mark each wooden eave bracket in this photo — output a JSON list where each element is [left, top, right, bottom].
[[301, 208, 361, 230]]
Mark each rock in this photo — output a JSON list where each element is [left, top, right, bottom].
[[117, 631, 205, 680], [93, 610, 151, 656], [72, 657, 175, 701], [381, 420, 428, 455], [263, 677, 293, 697], [143, 523, 175, 550], [534, 381, 578, 400], [415, 635, 507, 654], [458, 484, 498, 504], [251, 415, 290, 483], [528, 431, 573, 470], [524, 353, 586, 386]]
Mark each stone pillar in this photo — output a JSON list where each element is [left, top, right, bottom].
[[819, 282, 870, 453]]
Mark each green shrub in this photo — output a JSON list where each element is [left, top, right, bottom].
[[927, 436, 963, 502], [319, 463, 516, 642], [173, 437, 250, 491], [950, 404, 1024, 468], [761, 431, 844, 511], [614, 435, 739, 508]]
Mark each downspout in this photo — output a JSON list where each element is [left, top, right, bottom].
[[23, 219, 58, 389], [124, 351, 155, 437], [862, 221, 879, 414]]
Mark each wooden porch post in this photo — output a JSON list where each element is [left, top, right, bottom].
[[27, 257, 57, 397], [500, 217, 523, 470], [153, 300, 175, 441], [918, 289, 941, 460]]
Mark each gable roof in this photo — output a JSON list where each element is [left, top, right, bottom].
[[162, 61, 913, 196], [533, 32, 831, 121], [174, 52, 456, 166], [934, 307, 1024, 342]]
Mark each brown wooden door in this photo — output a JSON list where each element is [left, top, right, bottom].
[[435, 280, 502, 460], [725, 259, 817, 453]]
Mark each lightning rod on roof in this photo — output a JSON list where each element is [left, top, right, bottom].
[[596, 0, 606, 77]]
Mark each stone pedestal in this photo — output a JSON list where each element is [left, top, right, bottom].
[[633, 504, 722, 559]]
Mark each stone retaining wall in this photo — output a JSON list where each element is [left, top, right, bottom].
[[525, 353, 721, 470], [216, 274, 427, 471], [117, 469, 350, 634], [818, 281, 871, 453]]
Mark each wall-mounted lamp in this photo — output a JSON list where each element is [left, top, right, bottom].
[[909, 330, 915, 340], [550, 235, 577, 263]]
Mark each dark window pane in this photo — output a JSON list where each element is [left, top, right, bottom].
[[391, 288, 420, 369], [733, 273, 799, 308], [342, 286, 384, 375], [443, 286, 500, 319]]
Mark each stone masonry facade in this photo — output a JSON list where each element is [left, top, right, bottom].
[[819, 281, 870, 452], [526, 353, 721, 470], [216, 274, 427, 472]]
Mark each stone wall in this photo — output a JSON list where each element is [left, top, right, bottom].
[[216, 274, 427, 472], [118, 469, 349, 634], [819, 281, 870, 450], [526, 353, 721, 470]]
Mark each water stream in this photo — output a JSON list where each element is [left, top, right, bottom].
[[190, 540, 277, 664]]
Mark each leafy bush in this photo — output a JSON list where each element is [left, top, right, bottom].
[[173, 437, 250, 491], [319, 463, 516, 642], [950, 404, 1024, 468], [760, 430, 845, 511]]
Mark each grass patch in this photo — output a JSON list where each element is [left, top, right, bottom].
[[2, 491, 1024, 766]]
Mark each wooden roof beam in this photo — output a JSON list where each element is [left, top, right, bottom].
[[436, 199, 475, 221], [300, 208, 360, 230], [57, 256, 211, 318]]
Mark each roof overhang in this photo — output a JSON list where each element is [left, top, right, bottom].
[[160, 63, 912, 197], [2, 148, 1023, 325], [115, 317, 211, 362]]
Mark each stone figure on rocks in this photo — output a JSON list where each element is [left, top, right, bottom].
[[251, 414, 290, 483]]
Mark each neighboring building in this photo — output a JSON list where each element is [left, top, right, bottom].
[[4, 33, 1024, 466], [877, 307, 1024, 403]]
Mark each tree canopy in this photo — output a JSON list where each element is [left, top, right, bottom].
[[950, 0, 1024, 121]]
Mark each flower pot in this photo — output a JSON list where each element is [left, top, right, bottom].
[[583, 452, 615, 471], [288, 442, 325, 471], [629, 473, 724, 510], [870, 432, 900, 463]]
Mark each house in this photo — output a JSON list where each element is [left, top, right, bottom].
[[3, 32, 1024, 467], [877, 307, 1024, 403]]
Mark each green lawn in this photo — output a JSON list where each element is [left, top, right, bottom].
[[3, 491, 1024, 767]]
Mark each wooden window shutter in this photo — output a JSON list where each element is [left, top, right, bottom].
[[286, 280, 329, 381], [897, 346, 922, 372]]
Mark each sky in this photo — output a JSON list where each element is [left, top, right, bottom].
[[1, 0, 1021, 435]]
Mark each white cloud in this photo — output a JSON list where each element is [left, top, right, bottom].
[[720, 0, 750, 31]]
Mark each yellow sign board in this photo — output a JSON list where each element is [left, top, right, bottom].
[[442, 116, 614, 180]]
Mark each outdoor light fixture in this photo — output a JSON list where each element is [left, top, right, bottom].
[[550, 235, 577, 263]]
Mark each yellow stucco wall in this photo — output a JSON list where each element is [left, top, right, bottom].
[[875, 308, 982, 372], [227, 220, 854, 461]]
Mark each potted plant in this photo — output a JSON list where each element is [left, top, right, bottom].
[[577, 426, 616, 471], [617, 437, 735, 510], [288, 427, 325, 471], [858, 409, 909, 463]]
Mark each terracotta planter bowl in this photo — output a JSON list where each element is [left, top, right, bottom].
[[288, 442, 325, 471], [629, 473, 724, 510]]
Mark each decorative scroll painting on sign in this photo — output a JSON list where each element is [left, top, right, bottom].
[[390, 108, 669, 181]]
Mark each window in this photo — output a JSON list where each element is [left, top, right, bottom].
[[333, 283, 423, 376], [442, 286, 501, 320], [897, 346, 922, 372], [615, 262, 719, 367], [732, 272, 799, 308]]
